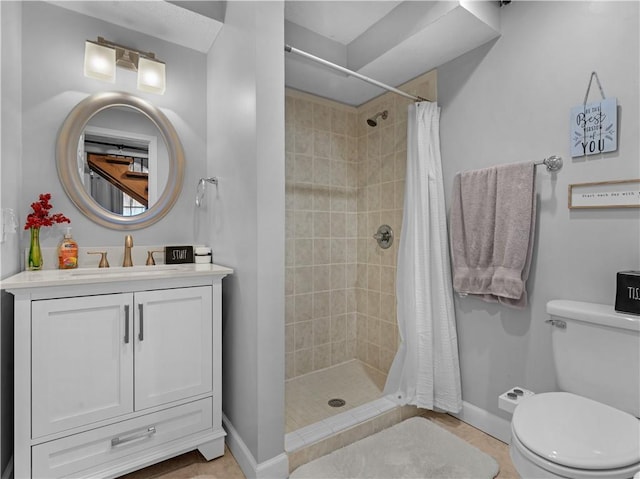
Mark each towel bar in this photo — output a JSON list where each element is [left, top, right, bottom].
[[535, 155, 563, 172]]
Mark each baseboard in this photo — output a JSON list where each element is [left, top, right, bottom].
[[255, 452, 289, 479], [449, 401, 511, 444], [222, 413, 289, 479]]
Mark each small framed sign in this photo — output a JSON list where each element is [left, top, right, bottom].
[[568, 179, 640, 209], [570, 97, 617, 157], [165, 245, 194, 264]]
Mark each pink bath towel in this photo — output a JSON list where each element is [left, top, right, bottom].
[[449, 162, 536, 309]]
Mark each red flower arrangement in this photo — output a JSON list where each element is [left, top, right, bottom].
[[24, 193, 70, 229]]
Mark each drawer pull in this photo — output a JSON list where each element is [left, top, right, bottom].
[[124, 305, 130, 344], [138, 303, 144, 341], [111, 426, 156, 447]]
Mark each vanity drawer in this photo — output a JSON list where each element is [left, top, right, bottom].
[[32, 398, 213, 479]]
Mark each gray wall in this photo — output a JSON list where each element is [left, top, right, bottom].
[[0, 1, 288, 473], [438, 1, 640, 421], [207, 0, 286, 468], [18, 1, 208, 251], [2, 1, 637, 474], [0, 2, 22, 473], [0, 1, 209, 472], [1, 2, 22, 278]]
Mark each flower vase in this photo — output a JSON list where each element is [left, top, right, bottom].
[[28, 227, 43, 271]]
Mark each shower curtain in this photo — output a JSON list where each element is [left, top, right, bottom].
[[91, 174, 124, 214], [383, 102, 462, 413]]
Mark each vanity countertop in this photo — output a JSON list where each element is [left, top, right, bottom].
[[1, 263, 233, 290]]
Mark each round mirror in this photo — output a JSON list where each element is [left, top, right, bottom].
[[56, 91, 184, 230]]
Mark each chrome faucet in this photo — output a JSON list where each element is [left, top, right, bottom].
[[123, 235, 134, 267]]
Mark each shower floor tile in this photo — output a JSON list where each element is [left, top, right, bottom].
[[285, 359, 386, 433]]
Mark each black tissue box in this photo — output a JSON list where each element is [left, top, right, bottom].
[[615, 271, 640, 315]]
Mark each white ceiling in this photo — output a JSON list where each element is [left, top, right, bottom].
[[48, 0, 224, 53], [47, 1, 503, 106], [284, 1, 502, 105], [284, 1, 403, 45]]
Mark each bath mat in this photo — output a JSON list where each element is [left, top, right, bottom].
[[289, 417, 499, 479]]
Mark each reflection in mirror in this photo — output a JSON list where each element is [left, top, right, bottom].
[[77, 106, 169, 216], [84, 133, 149, 215]]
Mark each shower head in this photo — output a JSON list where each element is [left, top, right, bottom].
[[366, 110, 388, 127]]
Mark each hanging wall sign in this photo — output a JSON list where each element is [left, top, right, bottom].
[[570, 97, 617, 157], [568, 178, 640, 209]]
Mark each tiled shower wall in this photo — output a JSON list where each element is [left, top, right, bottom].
[[285, 91, 359, 379], [285, 70, 437, 380]]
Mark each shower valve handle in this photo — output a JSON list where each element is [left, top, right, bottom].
[[373, 225, 394, 249], [373, 232, 390, 241]]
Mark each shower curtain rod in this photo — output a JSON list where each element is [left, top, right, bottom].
[[285, 44, 428, 102]]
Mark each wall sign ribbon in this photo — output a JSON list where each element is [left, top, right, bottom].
[[570, 72, 617, 157]]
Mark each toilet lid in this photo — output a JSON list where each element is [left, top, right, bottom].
[[512, 392, 640, 469]]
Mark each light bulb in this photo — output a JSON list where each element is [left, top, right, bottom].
[[84, 41, 116, 82], [137, 57, 166, 95]]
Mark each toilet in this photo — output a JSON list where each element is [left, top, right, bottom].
[[509, 300, 640, 479]]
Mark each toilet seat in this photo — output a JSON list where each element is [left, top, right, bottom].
[[511, 392, 640, 478], [510, 428, 640, 479]]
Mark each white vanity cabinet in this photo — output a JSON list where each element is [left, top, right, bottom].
[[3, 264, 232, 479], [31, 293, 135, 438]]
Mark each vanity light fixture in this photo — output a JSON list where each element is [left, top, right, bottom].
[[137, 56, 166, 94], [84, 40, 116, 82], [84, 37, 166, 95]]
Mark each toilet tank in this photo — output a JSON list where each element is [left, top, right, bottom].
[[547, 300, 640, 418]]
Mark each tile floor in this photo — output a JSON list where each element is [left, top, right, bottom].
[[420, 410, 520, 479], [120, 360, 520, 478], [285, 359, 386, 432], [118, 446, 245, 479], [120, 414, 519, 479]]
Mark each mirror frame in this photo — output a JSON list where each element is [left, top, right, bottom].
[[56, 91, 185, 230]]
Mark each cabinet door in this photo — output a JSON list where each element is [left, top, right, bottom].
[[134, 286, 213, 410], [31, 294, 134, 437]]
